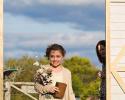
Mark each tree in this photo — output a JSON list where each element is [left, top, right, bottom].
[[4, 56, 100, 100]]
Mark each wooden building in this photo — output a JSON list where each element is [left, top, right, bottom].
[[106, 0, 125, 99]]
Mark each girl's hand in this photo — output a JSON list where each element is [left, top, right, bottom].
[[48, 86, 60, 93]]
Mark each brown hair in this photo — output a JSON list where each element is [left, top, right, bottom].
[[45, 43, 66, 59], [96, 40, 105, 63]]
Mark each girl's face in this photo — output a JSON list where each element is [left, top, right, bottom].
[[49, 50, 63, 67]]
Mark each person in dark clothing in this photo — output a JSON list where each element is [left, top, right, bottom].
[[96, 40, 106, 100]]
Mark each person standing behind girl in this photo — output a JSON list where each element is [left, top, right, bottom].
[[96, 40, 106, 100]]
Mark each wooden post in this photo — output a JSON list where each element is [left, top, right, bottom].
[[106, 0, 111, 99], [0, 0, 3, 100], [5, 82, 11, 100]]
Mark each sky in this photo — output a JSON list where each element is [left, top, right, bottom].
[[4, 0, 105, 67]]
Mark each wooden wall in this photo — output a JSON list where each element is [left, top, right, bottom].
[[107, 0, 125, 99]]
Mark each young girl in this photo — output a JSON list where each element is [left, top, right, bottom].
[[34, 43, 75, 100]]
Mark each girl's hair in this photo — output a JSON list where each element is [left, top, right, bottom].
[[45, 43, 66, 59]]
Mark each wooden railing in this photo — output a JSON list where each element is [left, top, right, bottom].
[[4, 82, 38, 100]]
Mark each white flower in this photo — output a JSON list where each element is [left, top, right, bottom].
[[33, 61, 40, 66], [40, 64, 47, 68], [42, 73, 47, 76], [34, 64, 52, 86], [37, 68, 44, 73]]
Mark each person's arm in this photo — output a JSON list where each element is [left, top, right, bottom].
[[34, 82, 49, 94], [34, 73, 59, 94], [34, 82, 58, 94], [97, 70, 105, 79]]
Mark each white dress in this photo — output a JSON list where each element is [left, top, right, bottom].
[[45, 70, 63, 100], [35, 65, 76, 100]]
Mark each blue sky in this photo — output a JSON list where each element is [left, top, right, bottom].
[[4, 0, 105, 67]]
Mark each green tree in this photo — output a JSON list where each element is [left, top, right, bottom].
[[63, 56, 100, 99], [4, 56, 100, 100]]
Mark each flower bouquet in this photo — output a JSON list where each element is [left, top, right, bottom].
[[33, 63, 53, 99], [34, 64, 52, 86]]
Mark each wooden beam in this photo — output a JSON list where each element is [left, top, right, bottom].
[[11, 84, 38, 100], [116, 67, 125, 72], [111, 68, 125, 93], [106, 0, 111, 99], [5, 82, 11, 100], [10, 82, 35, 85], [0, 0, 3, 99], [111, 0, 125, 3], [111, 46, 125, 67]]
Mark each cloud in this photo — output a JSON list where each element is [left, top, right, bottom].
[[4, 0, 104, 6], [4, 31, 105, 66], [38, 0, 104, 6], [4, 31, 104, 50], [4, 0, 105, 66], [4, 13, 105, 66], [4, 49, 42, 60], [4, 13, 84, 34], [4, 0, 105, 31], [4, 30, 105, 64]]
